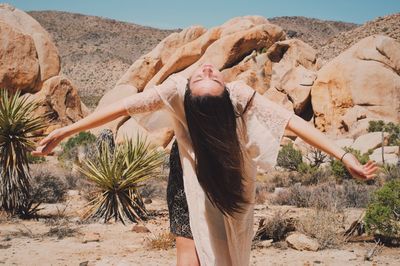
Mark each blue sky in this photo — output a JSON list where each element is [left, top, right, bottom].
[[5, 0, 400, 29]]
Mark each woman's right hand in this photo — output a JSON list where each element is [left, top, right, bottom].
[[31, 127, 69, 156]]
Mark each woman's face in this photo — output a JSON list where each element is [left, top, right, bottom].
[[189, 63, 225, 96]]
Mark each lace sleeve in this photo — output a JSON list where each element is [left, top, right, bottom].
[[123, 77, 178, 116], [229, 80, 295, 170]]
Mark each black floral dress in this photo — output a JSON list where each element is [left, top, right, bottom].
[[167, 140, 193, 238]]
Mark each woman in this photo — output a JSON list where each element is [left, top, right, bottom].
[[33, 63, 378, 266]]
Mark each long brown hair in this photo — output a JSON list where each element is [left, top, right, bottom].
[[184, 85, 248, 216]]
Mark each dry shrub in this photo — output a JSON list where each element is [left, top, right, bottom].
[[297, 209, 346, 249], [255, 182, 269, 204], [31, 171, 68, 203], [271, 181, 377, 211], [253, 211, 296, 245], [146, 232, 175, 250]]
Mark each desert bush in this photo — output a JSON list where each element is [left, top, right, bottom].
[[0, 90, 45, 215], [31, 171, 68, 203], [146, 232, 175, 250], [364, 180, 400, 242], [367, 120, 400, 146], [270, 172, 294, 188], [297, 209, 346, 249], [45, 219, 79, 239], [342, 179, 377, 208], [330, 147, 369, 180], [252, 211, 296, 245], [255, 182, 269, 204], [297, 164, 333, 185], [277, 143, 303, 171], [304, 147, 328, 168], [380, 164, 400, 182], [58, 131, 97, 165], [272, 181, 376, 210]]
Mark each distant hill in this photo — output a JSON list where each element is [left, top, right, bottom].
[[28, 11, 177, 107], [269, 16, 358, 50], [319, 13, 400, 62]]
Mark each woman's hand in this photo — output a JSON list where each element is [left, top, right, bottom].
[[341, 153, 379, 180], [31, 127, 69, 156]]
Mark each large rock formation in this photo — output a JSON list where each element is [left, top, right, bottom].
[[94, 15, 400, 150], [0, 3, 60, 92], [311, 35, 400, 137], [0, 4, 86, 129], [95, 16, 290, 147]]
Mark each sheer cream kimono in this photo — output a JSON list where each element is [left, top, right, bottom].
[[124, 74, 294, 266]]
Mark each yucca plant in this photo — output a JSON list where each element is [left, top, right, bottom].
[[79, 136, 165, 224], [0, 90, 45, 215]]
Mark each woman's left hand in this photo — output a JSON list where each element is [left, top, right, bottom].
[[342, 153, 379, 180]]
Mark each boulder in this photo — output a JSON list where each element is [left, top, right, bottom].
[[264, 87, 293, 110], [286, 232, 319, 251], [222, 52, 271, 94], [311, 35, 400, 136], [145, 16, 278, 89], [351, 131, 389, 154], [370, 153, 398, 165], [90, 84, 138, 135], [116, 118, 174, 148], [0, 4, 60, 91], [277, 66, 316, 114], [370, 146, 399, 164], [26, 76, 86, 128], [267, 39, 318, 115], [0, 21, 39, 93], [178, 23, 285, 80], [116, 25, 206, 91], [334, 138, 354, 149]]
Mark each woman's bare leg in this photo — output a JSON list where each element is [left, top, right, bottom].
[[176, 236, 200, 266]]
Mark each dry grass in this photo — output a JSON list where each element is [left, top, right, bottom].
[[146, 232, 176, 250], [297, 209, 346, 249]]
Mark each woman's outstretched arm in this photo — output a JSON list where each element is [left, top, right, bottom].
[[286, 114, 379, 180], [32, 87, 164, 156]]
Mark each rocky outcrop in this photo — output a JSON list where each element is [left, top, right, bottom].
[[116, 26, 206, 92], [95, 16, 289, 146], [267, 39, 318, 116], [0, 4, 86, 130], [311, 35, 400, 137], [0, 3, 60, 92], [25, 76, 88, 134]]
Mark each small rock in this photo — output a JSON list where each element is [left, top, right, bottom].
[[79, 261, 89, 266], [81, 232, 100, 243], [286, 233, 319, 251], [144, 198, 152, 204], [257, 239, 273, 248], [131, 225, 151, 233]]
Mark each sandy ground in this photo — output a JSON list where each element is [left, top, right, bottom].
[[0, 162, 399, 265], [1, 194, 399, 266]]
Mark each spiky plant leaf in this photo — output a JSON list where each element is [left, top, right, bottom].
[[79, 136, 165, 224], [0, 90, 45, 214]]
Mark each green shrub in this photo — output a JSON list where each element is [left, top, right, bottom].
[[367, 120, 400, 146], [58, 131, 97, 164], [364, 180, 400, 241], [330, 147, 369, 180], [277, 143, 303, 171]]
